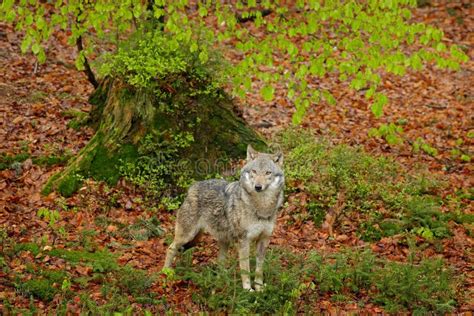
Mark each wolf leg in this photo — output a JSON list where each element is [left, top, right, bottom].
[[255, 236, 270, 291], [217, 240, 229, 263], [163, 224, 200, 269], [238, 239, 252, 290]]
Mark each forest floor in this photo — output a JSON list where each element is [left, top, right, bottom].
[[0, 0, 473, 314]]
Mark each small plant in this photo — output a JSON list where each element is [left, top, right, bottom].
[[368, 122, 404, 145], [115, 265, 154, 296], [413, 137, 438, 156], [37, 208, 60, 226], [37, 208, 67, 241], [125, 216, 163, 241]]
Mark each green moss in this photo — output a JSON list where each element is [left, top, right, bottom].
[[32, 154, 71, 167], [88, 143, 138, 185], [42, 172, 60, 195], [57, 172, 83, 197]]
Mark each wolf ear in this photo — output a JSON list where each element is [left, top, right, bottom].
[[273, 152, 283, 166], [247, 145, 258, 161]]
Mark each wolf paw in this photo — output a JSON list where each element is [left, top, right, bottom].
[[254, 282, 266, 292], [243, 284, 254, 291]]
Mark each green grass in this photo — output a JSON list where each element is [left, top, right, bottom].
[[174, 247, 459, 314], [278, 128, 471, 241], [0, 152, 30, 170], [9, 242, 157, 313], [48, 248, 119, 272]]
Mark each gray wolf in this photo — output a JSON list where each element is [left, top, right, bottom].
[[163, 145, 284, 291]]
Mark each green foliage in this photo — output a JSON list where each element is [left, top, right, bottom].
[[77, 264, 158, 314], [57, 172, 84, 197], [174, 247, 458, 314], [33, 154, 72, 167], [2, 0, 468, 125], [98, 31, 225, 93], [15, 268, 68, 302], [17, 278, 58, 302], [369, 123, 404, 145], [413, 137, 438, 156], [119, 133, 194, 200], [372, 257, 457, 313], [176, 248, 312, 314], [37, 208, 60, 226], [314, 249, 457, 314], [14, 242, 119, 273], [115, 265, 155, 296], [279, 129, 466, 241]]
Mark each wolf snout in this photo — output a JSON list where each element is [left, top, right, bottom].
[[255, 184, 263, 192]]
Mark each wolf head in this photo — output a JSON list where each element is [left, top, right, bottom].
[[241, 145, 284, 193]]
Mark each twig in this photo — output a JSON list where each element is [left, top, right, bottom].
[[76, 35, 98, 88]]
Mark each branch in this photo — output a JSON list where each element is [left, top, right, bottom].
[[237, 9, 272, 23], [76, 35, 98, 89]]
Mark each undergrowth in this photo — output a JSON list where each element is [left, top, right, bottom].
[[6, 242, 157, 314], [279, 128, 473, 241], [175, 247, 459, 314]]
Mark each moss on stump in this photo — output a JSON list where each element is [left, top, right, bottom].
[[44, 77, 266, 197]]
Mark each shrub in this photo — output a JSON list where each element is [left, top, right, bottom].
[[176, 248, 313, 314], [172, 247, 459, 314], [372, 258, 457, 314], [278, 128, 466, 241]]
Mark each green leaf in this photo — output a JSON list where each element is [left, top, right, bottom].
[[198, 6, 208, 17], [20, 35, 32, 53], [322, 90, 336, 106], [190, 42, 198, 53], [31, 42, 40, 54], [198, 50, 208, 63], [460, 154, 471, 162], [371, 94, 388, 118], [260, 85, 274, 101]]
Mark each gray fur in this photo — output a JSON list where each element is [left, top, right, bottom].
[[163, 145, 284, 291]]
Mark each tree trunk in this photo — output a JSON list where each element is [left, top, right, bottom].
[[43, 78, 266, 197]]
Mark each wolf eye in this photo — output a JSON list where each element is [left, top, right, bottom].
[[251, 170, 257, 174], [265, 171, 272, 175]]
